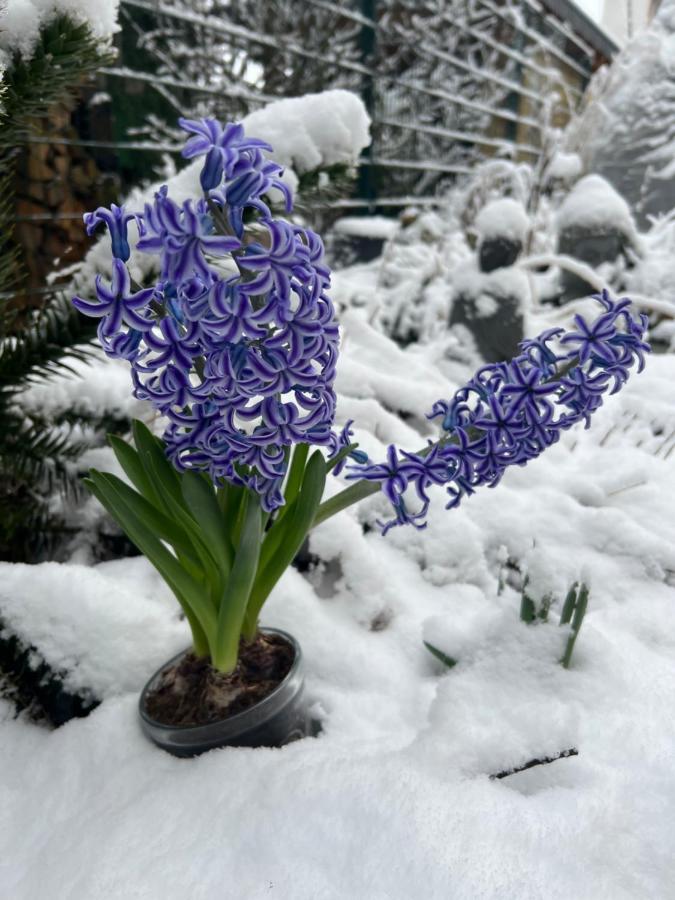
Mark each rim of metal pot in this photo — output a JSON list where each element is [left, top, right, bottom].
[[138, 626, 302, 733]]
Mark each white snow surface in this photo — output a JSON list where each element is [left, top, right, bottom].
[[474, 197, 530, 244], [0, 0, 119, 63], [242, 90, 370, 175], [19, 350, 145, 421], [333, 215, 400, 240], [557, 174, 638, 241], [545, 151, 583, 184], [3, 288, 675, 896]]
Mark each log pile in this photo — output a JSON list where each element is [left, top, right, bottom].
[[12, 106, 111, 309]]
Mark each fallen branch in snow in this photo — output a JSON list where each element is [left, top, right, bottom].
[[490, 748, 579, 780], [520, 253, 606, 291], [521, 255, 675, 320], [550, 292, 675, 322]]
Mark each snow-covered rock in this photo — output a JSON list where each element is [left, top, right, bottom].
[[475, 198, 530, 245], [557, 174, 638, 243]]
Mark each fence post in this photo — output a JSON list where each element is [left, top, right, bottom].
[[357, 0, 377, 211]]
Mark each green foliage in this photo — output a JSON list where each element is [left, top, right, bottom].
[[423, 641, 457, 670], [0, 14, 112, 298], [1, 14, 111, 139], [0, 293, 97, 393], [0, 294, 100, 560], [559, 582, 589, 669], [0, 16, 113, 560], [424, 576, 589, 673], [520, 577, 589, 669], [90, 424, 332, 673]]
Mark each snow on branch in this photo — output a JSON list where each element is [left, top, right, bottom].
[[242, 90, 370, 177], [0, 0, 120, 64]]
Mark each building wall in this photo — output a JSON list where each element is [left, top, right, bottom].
[[601, 0, 658, 45]]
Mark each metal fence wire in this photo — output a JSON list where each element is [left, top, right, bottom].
[[18, 0, 610, 231], [103, 0, 601, 200]]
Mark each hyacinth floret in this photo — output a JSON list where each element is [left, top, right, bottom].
[[83, 203, 138, 262], [74, 118, 346, 512], [179, 116, 292, 232], [348, 291, 650, 533]]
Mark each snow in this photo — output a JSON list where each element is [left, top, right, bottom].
[[545, 151, 583, 184], [242, 90, 370, 175], [626, 212, 675, 329], [557, 174, 638, 241], [7, 50, 675, 896], [3, 349, 675, 897], [0, 559, 187, 698], [333, 216, 399, 240], [19, 351, 145, 422], [474, 197, 530, 244], [0, 0, 119, 64]]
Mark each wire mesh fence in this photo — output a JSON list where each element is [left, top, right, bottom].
[[12, 0, 611, 300]]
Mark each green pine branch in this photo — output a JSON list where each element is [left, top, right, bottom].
[[0, 293, 98, 395], [0, 15, 115, 560], [1, 15, 113, 143]]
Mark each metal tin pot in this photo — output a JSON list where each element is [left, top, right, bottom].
[[138, 628, 309, 757]]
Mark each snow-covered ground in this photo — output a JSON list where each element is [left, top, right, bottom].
[[3, 38, 675, 894], [2, 283, 675, 897]]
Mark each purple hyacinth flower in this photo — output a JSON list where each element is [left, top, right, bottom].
[[72, 259, 155, 333], [327, 420, 369, 475], [83, 203, 136, 262], [178, 118, 273, 191], [137, 188, 240, 282], [238, 220, 314, 302], [560, 311, 619, 365], [134, 316, 200, 374], [97, 321, 143, 361], [351, 292, 650, 532], [205, 278, 273, 343], [74, 115, 343, 510]]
